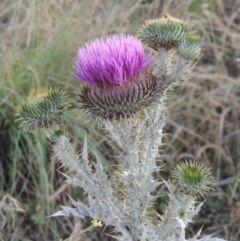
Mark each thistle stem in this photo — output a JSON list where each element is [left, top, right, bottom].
[[166, 57, 190, 84], [153, 48, 173, 78]]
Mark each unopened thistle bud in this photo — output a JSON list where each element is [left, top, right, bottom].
[[171, 160, 214, 197], [75, 34, 165, 121], [138, 14, 191, 50], [16, 88, 69, 132], [177, 34, 202, 60]]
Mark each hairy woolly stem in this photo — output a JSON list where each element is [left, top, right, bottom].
[[153, 48, 173, 78]]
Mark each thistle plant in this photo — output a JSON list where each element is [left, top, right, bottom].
[[16, 15, 227, 241]]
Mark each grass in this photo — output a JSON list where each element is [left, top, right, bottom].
[[1, 0, 240, 240]]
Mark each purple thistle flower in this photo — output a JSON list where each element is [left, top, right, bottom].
[[74, 34, 153, 86]]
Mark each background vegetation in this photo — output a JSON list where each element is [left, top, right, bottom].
[[0, 0, 239, 240]]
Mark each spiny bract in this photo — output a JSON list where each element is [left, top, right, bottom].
[[138, 14, 191, 50], [78, 73, 165, 121], [177, 34, 202, 60], [171, 160, 214, 197], [16, 88, 69, 132]]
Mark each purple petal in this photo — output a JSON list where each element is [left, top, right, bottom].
[[74, 34, 153, 86]]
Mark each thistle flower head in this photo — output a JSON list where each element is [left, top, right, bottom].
[[177, 34, 202, 60], [76, 34, 165, 121], [16, 88, 69, 132], [74, 34, 153, 86], [138, 14, 191, 50], [172, 160, 214, 197]]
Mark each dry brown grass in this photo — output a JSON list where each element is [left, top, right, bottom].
[[0, 0, 240, 240]]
